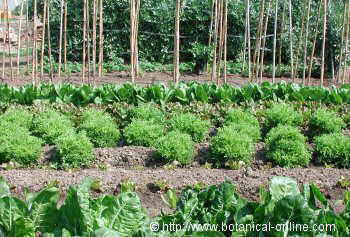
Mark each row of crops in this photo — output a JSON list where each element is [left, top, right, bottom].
[[0, 101, 348, 169], [0, 175, 349, 236], [0, 82, 350, 106]]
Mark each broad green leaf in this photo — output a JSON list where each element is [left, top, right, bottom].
[[0, 177, 10, 198], [93, 228, 121, 237], [269, 176, 300, 202]]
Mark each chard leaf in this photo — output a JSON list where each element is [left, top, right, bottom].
[[93, 228, 120, 237], [0, 177, 10, 198], [269, 176, 300, 202]]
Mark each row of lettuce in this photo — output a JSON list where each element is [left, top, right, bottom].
[[0, 176, 349, 236], [0, 82, 349, 106], [0, 102, 349, 169]]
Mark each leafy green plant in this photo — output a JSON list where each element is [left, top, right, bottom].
[[0, 107, 33, 129], [79, 109, 120, 148], [32, 110, 75, 145], [225, 123, 261, 142], [0, 122, 42, 165], [129, 103, 164, 123], [264, 103, 303, 130], [155, 130, 195, 165], [168, 113, 211, 142], [314, 133, 350, 168], [224, 108, 260, 128], [265, 125, 311, 167], [211, 126, 254, 165], [55, 131, 94, 168], [124, 120, 165, 147], [309, 108, 346, 137]]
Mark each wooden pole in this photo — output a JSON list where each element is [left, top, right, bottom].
[[82, 0, 87, 82], [17, 1, 25, 77], [272, 0, 279, 83], [252, 0, 265, 82], [207, 0, 215, 73], [98, 0, 104, 77], [5, 0, 13, 81], [135, 0, 140, 78], [246, 0, 251, 79], [302, 0, 311, 85], [40, 0, 47, 79], [211, 0, 219, 82], [1, 4, 3, 78], [217, 0, 223, 84], [87, 0, 91, 84], [294, 0, 307, 81], [259, 0, 271, 83], [242, 3, 248, 74], [278, 2, 286, 69], [341, 1, 350, 84], [58, 0, 64, 78], [288, 0, 294, 82], [173, 0, 181, 84], [130, 0, 135, 82], [25, 0, 29, 75], [337, 1, 347, 83], [93, 0, 97, 81], [320, 0, 327, 86], [64, 0, 67, 73], [32, 0, 37, 84], [307, 3, 322, 85], [47, 0, 53, 81], [223, 0, 228, 83]]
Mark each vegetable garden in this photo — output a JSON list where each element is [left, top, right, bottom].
[[0, 0, 350, 236]]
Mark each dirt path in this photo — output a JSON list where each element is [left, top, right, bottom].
[[1, 166, 348, 217]]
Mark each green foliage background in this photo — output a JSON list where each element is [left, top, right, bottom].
[[25, 0, 345, 72]]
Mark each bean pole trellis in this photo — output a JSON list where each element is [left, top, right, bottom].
[[0, 0, 349, 86]]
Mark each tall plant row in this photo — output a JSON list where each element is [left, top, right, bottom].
[[1, 0, 350, 86]]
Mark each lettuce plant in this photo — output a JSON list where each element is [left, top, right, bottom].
[[309, 108, 346, 137], [124, 120, 165, 147]]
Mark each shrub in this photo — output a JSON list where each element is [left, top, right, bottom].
[[265, 125, 311, 168], [124, 120, 165, 147], [314, 133, 350, 168], [264, 103, 303, 130], [226, 123, 261, 142], [168, 113, 211, 142], [79, 109, 120, 147], [211, 126, 254, 164], [55, 131, 94, 168], [32, 110, 75, 144], [155, 130, 195, 165], [309, 109, 345, 137], [0, 108, 33, 129], [129, 103, 164, 123], [0, 122, 42, 165], [224, 109, 259, 128]]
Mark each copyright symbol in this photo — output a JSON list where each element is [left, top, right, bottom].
[[150, 222, 159, 232]]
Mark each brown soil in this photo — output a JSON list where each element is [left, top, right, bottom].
[[1, 145, 349, 217], [0, 71, 344, 88]]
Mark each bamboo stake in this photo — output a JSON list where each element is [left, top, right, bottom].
[[211, 0, 219, 82], [278, 2, 286, 69], [320, 0, 327, 86], [135, 0, 140, 78], [40, 0, 47, 79], [93, 0, 97, 81], [272, 0, 279, 83], [46, 0, 53, 81], [337, 1, 347, 83], [25, 0, 29, 75], [17, 1, 24, 77], [173, 0, 181, 84], [217, 0, 223, 84], [5, 0, 13, 80], [259, 0, 271, 83], [223, 0, 228, 83], [32, 0, 37, 84], [82, 0, 87, 82], [64, 0, 67, 73], [302, 0, 311, 85], [130, 0, 135, 82], [246, 0, 251, 79], [341, 1, 350, 84], [242, 3, 248, 74], [288, 0, 294, 82], [207, 0, 215, 73], [252, 0, 265, 82], [98, 0, 104, 77], [87, 0, 91, 84], [58, 0, 63, 79], [307, 3, 322, 85]]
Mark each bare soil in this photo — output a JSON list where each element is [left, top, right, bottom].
[[0, 71, 345, 88], [1, 145, 349, 217]]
